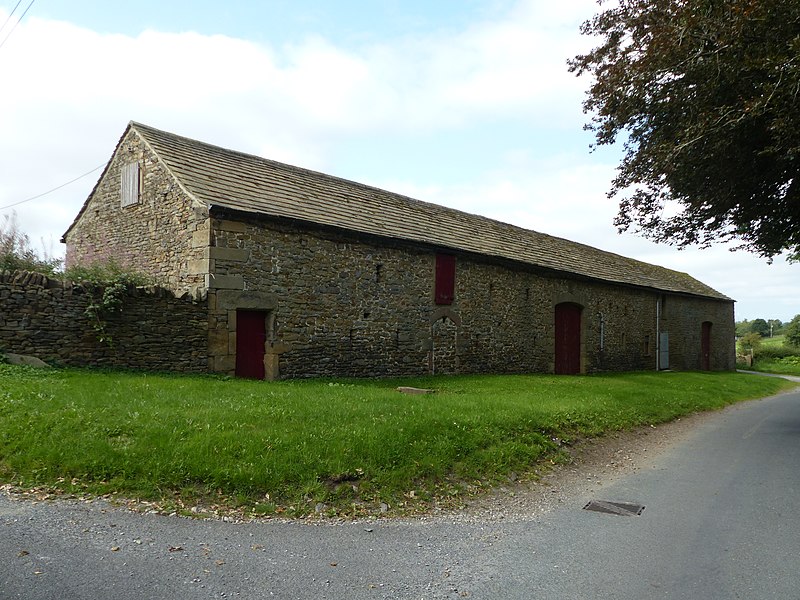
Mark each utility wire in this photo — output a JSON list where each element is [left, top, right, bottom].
[[0, 162, 107, 211], [0, 0, 23, 38], [0, 0, 35, 50]]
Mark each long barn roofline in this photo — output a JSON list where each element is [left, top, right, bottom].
[[64, 121, 732, 302]]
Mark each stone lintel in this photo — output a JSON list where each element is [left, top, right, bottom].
[[215, 289, 278, 311]]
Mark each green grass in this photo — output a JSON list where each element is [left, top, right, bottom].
[[760, 335, 786, 348], [738, 335, 800, 375], [740, 356, 800, 376], [0, 365, 794, 517]]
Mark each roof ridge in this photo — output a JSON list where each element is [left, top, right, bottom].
[[130, 121, 539, 230], [125, 122, 730, 301]]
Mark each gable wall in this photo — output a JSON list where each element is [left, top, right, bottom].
[[660, 294, 736, 370], [205, 216, 735, 378], [64, 129, 208, 295]]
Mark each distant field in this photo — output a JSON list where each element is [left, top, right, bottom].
[[761, 335, 785, 348], [0, 365, 794, 518]]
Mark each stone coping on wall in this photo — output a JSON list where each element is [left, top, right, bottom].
[[0, 269, 201, 303]]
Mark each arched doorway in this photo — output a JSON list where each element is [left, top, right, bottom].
[[555, 302, 582, 374], [701, 321, 712, 371]]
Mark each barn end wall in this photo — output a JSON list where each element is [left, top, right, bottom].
[[205, 216, 735, 378], [63, 128, 208, 296], [0, 270, 208, 371], [661, 295, 736, 371]]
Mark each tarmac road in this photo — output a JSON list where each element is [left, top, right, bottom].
[[2, 382, 799, 599]]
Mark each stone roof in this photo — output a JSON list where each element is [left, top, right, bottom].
[[78, 121, 733, 301]]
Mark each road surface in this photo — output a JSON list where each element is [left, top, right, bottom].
[[2, 384, 799, 599]]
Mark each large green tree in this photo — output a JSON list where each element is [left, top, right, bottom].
[[786, 314, 800, 347], [750, 318, 770, 337], [569, 0, 800, 260]]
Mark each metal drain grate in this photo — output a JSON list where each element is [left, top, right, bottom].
[[583, 500, 645, 516]]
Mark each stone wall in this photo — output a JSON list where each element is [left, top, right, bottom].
[[661, 294, 736, 371], [204, 215, 736, 378], [63, 128, 209, 297], [60, 125, 735, 379], [0, 270, 209, 371]]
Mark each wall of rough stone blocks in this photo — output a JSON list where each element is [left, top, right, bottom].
[[0, 270, 209, 371], [58, 125, 735, 379], [204, 215, 736, 378], [660, 294, 736, 371], [63, 128, 208, 297]]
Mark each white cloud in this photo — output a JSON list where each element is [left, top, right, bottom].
[[0, 1, 796, 322], [375, 152, 800, 322]]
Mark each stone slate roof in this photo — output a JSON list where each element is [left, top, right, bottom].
[[85, 121, 734, 300]]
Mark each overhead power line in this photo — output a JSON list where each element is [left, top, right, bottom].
[[0, 0, 36, 50], [0, 1, 24, 38], [0, 162, 107, 211]]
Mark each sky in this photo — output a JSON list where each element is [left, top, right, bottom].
[[0, 0, 797, 323]]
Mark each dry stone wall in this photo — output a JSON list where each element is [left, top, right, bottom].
[[0, 270, 208, 371]]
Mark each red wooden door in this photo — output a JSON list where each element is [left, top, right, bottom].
[[701, 321, 712, 371], [555, 303, 582, 375], [236, 310, 267, 379]]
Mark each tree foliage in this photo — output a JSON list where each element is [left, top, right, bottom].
[[749, 318, 770, 337], [786, 314, 800, 347], [569, 0, 800, 259], [768, 319, 784, 335], [735, 319, 751, 338], [737, 332, 762, 354]]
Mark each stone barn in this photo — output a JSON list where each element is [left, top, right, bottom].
[[62, 122, 736, 379]]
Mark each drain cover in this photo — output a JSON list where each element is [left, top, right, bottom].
[[583, 500, 645, 516]]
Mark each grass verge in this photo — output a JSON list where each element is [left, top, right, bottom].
[[0, 365, 794, 518], [738, 356, 800, 376]]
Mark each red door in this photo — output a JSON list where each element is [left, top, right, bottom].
[[555, 303, 582, 375], [701, 321, 712, 371], [236, 310, 267, 379]]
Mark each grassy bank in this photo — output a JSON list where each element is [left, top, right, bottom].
[[738, 334, 800, 376], [0, 365, 794, 517], [740, 357, 800, 376]]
